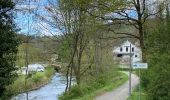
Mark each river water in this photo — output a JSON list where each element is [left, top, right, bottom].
[[12, 73, 67, 100]]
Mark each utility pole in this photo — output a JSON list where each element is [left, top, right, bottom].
[[129, 44, 132, 98], [139, 69, 141, 100], [124, 44, 132, 98], [25, 0, 31, 100]]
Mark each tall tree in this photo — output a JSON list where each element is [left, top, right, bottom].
[[87, 0, 167, 62], [38, 0, 94, 91], [0, 0, 19, 97], [59, 0, 94, 87]]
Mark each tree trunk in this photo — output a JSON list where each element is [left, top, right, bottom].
[[65, 66, 70, 92], [77, 46, 83, 85], [94, 42, 99, 75], [138, 21, 147, 62], [69, 64, 73, 91]]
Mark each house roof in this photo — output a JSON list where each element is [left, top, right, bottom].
[[122, 40, 133, 46], [113, 40, 135, 48]]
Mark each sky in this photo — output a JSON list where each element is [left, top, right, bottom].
[[14, 0, 138, 36], [14, 0, 58, 36], [14, 0, 164, 36]]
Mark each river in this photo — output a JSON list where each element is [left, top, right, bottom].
[[12, 73, 67, 100]]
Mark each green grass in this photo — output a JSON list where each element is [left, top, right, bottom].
[[127, 85, 147, 100], [78, 75, 128, 100], [77, 72, 128, 100], [59, 72, 128, 100]]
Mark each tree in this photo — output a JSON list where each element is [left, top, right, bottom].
[[138, 1, 170, 99], [58, 0, 94, 88], [40, 0, 104, 92], [87, 0, 167, 62], [0, 0, 20, 97], [144, 17, 170, 100]]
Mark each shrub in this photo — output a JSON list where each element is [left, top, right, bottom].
[[142, 54, 170, 100], [45, 67, 55, 78], [32, 72, 44, 83]]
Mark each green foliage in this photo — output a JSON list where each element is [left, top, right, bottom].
[[45, 67, 55, 78], [145, 54, 170, 100], [0, 0, 20, 97], [57, 39, 71, 63], [32, 72, 44, 83], [3, 67, 55, 99], [2, 76, 25, 99], [16, 43, 49, 67], [15, 35, 60, 68], [59, 72, 128, 100], [127, 85, 147, 100], [141, 18, 170, 100]]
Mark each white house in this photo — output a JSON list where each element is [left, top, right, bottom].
[[21, 64, 45, 75], [112, 40, 142, 64]]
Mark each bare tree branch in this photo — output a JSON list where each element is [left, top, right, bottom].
[[107, 28, 139, 39]]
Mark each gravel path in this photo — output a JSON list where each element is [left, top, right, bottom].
[[95, 72, 139, 100]]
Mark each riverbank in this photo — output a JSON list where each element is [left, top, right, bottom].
[[12, 73, 66, 100], [3, 67, 55, 99], [59, 72, 128, 100]]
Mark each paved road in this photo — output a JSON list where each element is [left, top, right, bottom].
[[95, 72, 139, 100]]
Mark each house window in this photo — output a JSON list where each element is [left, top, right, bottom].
[[132, 47, 134, 52], [135, 55, 138, 58], [126, 47, 128, 52], [120, 47, 123, 52]]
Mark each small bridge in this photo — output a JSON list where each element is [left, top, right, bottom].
[[50, 64, 62, 71]]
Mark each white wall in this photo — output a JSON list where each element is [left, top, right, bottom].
[[113, 41, 142, 63]]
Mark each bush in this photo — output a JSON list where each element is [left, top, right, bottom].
[[32, 72, 44, 83], [146, 54, 170, 100], [142, 18, 170, 100], [45, 67, 55, 78]]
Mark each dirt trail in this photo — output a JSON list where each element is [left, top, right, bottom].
[[95, 73, 139, 100]]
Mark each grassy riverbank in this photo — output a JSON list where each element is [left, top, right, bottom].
[[2, 67, 55, 99], [59, 72, 128, 100]]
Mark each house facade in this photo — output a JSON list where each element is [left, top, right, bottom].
[[21, 64, 45, 74], [112, 40, 142, 64]]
